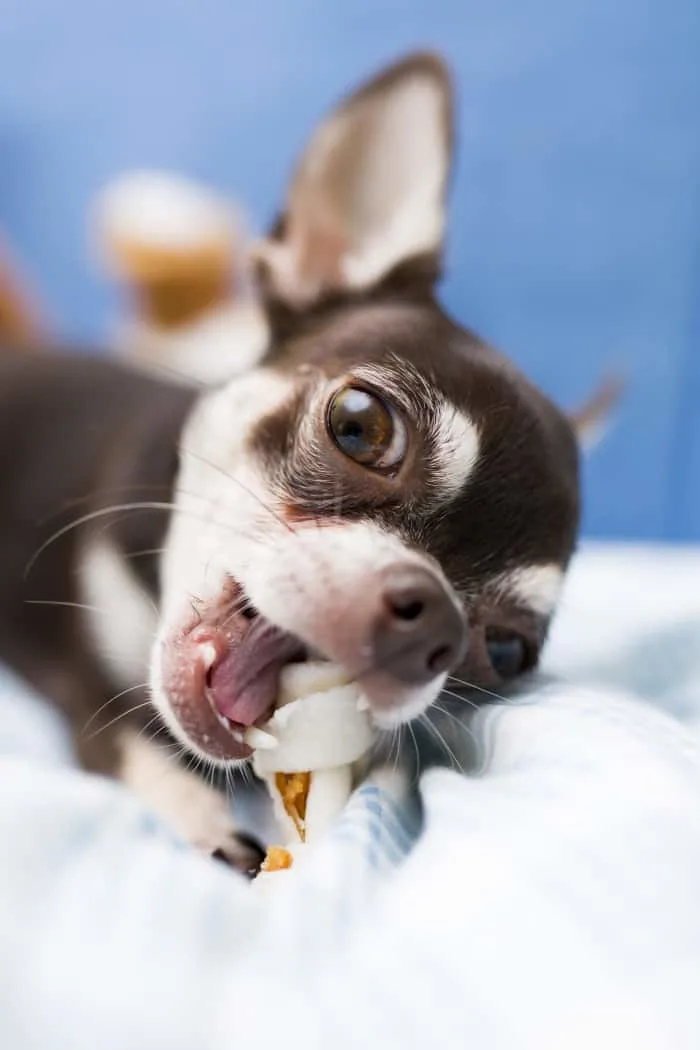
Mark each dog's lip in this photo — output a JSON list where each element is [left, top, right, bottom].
[[188, 589, 307, 755], [202, 689, 255, 759], [160, 582, 308, 762]]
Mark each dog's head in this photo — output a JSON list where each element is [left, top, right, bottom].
[[151, 53, 584, 764]]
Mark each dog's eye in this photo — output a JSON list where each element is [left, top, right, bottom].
[[327, 387, 406, 470], [485, 629, 532, 679]]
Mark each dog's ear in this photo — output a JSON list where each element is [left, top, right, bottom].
[[254, 51, 453, 312], [569, 375, 625, 450]]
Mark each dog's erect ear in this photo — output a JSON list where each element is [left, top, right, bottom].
[[569, 375, 625, 450], [255, 52, 453, 311]]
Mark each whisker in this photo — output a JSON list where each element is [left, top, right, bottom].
[[418, 712, 464, 774], [407, 722, 421, 785], [137, 712, 164, 740], [84, 698, 154, 741], [37, 483, 179, 527], [220, 594, 256, 630], [431, 702, 478, 748], [140, 737, 185, 758], [122, 547, 167, 561], [445, 675, 510, 705], [142, 361, 208, 389], [439, 687, 481, 710], [25, 598, 107, 615], [180, 447, 297, 536], [392, 727, 403, 774], [81, 681, 150, 734], [25, 500, 246, 580]]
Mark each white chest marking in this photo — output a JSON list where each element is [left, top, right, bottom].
[[80, 537, 158, 687]]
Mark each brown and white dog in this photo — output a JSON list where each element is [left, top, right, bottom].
[[0, 52, 605, 871]]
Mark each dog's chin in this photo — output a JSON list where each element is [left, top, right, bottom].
[[368, 676, 448, 731]]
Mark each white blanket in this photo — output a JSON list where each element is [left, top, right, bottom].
[[1, 542, 700, 1049]]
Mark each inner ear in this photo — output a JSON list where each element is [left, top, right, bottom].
[[255, 52, 453, 309]]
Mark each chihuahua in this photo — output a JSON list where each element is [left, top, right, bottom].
[[0, 52, 604, 871]]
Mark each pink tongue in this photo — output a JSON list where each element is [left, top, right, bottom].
[[208, 624, 304, 727]]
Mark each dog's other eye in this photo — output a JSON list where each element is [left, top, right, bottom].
[[327, 386, 407, 470], [485, 629, 532, 679]]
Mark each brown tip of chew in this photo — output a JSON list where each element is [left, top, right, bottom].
[[275, 771, 311, 842]]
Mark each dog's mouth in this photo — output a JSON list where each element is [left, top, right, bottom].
[[204, 596, 308, 734], [159, 585, 311, 763]]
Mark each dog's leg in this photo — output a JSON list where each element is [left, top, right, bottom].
[[39, 657, 264, 877], [116, 729, 264, 876]]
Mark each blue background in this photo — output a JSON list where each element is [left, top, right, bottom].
[[1, 0, 699, 540]]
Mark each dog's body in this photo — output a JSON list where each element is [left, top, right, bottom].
[[0, 54, 588, 870], [0, 354, 192, 766]]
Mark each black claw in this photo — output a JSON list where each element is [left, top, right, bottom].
[[211, 832, 265, 879]]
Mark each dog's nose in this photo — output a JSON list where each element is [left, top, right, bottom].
[[372, 565, 466, 684]]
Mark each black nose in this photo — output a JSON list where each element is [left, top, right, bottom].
[[372, 565, 467, 685]]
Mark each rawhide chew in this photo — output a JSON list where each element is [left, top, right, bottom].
[[250, 661, 375, 874]]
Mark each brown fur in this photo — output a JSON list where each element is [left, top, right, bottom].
[[0, 348, 195, 771]]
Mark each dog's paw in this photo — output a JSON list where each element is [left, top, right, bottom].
[[211, 831, 266, 879], [118, 733, 266, 877]]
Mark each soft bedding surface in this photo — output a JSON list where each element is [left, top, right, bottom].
[[1, 542, 700, 1050]]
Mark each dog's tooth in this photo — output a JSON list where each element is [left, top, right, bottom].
[[200, 643, 218, 670], [278, 661, 350, 706], [244, 727, 279, 751], [229, 727, 245, 744]]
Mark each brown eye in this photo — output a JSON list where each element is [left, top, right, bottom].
[[327, 386, 407, 470]]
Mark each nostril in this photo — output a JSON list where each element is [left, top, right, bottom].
[[389, 596, 425, 622], [376, 563, 467, 686]]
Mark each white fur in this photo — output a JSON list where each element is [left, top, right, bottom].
[[80, 537, 157, 687], [371, 674, 448, 730], [494, 563, 564, 617], [158, 368, 296, 620], [118, 729, 237, 850], [432, 403, 480, 500], [240, 519, 426, 639]]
